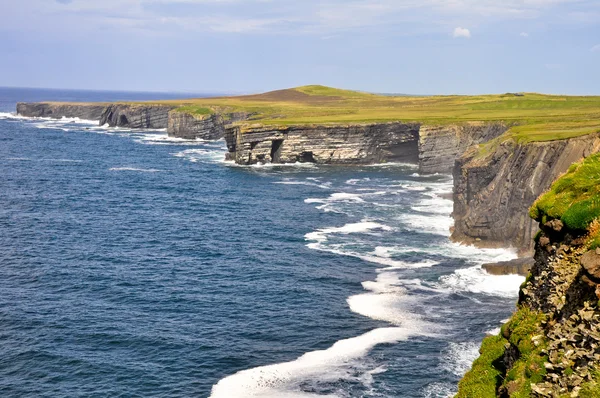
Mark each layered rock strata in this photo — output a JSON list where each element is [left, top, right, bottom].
[[482, 257, 534, 276], [16, 102, 107, 121], [224, 122, 421, 165], [418, 122, 508, 173], [17, 102, 227, 140], [99, 104, 174, 129], [452, 133, 600, 253], [167, 112, 224, 140]]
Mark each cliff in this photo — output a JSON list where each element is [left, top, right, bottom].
[[452, 133, 600, 254], [99, 104, 174, 129], [17, 102, 225, 140], [418, 123, 508, 174], [457, 154, 600, 397], [16, 102, 107, 121], [224, 122, 421, 165], [224, 122, 507, 169]]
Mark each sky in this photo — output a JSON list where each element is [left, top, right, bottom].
[[1, 0, 599, 95]]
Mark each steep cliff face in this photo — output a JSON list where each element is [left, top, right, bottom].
[[452, 133, 600, 253], [458, 225, 600, 397], [16, 102, 107, 121], [167, 112, 224, 140], [418, 123, 508, 174], [224, 122, 421, 165], [99, 104, 174, 129]]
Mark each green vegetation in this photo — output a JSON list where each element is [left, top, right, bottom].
[[500, 308, 548, 397], [578, 370, 600, 397], [530, 153, 600, 232], [457, 307, 547, 398], [173, 105, 213, 117], [140, 85, 600, 144], [456, 335, 507, 398]]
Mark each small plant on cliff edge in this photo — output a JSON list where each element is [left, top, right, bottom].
[[530, 153, 600, 231]]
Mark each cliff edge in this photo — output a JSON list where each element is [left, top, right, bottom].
[[452, 134, 600, 254], [457, 153, 600, 397]]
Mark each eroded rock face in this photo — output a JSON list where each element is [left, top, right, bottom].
[[99, 104, 174, 129], [482, 257, 534, 276], [452, 133, 600, 253], [418, 122, 508, 174], [224, 122, 421, 165], [16, 102, 107, 121], [168, 112, 224, 140]]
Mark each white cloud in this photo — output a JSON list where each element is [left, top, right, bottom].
[[591, 44, 600, 52], [520, 32, 529, 37], [453, 27, 471, 38]]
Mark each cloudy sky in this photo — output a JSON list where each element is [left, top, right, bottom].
[[1, 0, 599, 94]]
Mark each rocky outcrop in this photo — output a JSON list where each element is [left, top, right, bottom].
[[224, 122, 421, 165], [482, 257, 534, 276], [167, 112, 253, 140], [167, 112, 224, 140], [16, 102, 107, 121], [452, 133, 600, 254], [418, 122, 508, 173], [99, 104, 174, 129], [458, 221, 600, 397]]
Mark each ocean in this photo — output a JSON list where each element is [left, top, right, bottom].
[[0, 87, 524, 397]]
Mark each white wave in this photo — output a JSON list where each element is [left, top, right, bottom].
[[0, 112, 27, 120], [132, 133, 213, 145], [486, 327, 501, 335], [438, 265, 524, 298], [411, 195, 454, 215], [210, 327, 417, 398], [422, 382, 456, 398], [364, 162, 419, 169], [172, 148, 227, 164], [305, 192, 365, 205], [6, 157, 31, 161], [109, 167, 163, 173], [440, 342, 480, 376], [273, 179, 332, 190], [229, 161, 317, 169], [346, 178, 371, 185], [399, 213, 454, 236], [305, 221, 392, 245], [42, 159, 83, 163]]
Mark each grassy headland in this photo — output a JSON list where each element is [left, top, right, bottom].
[[149, 85, 600, 143]]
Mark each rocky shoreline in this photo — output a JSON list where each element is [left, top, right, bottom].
[[17, 101, 600, 257]]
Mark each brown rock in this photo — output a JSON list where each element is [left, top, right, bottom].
[[581, 250, 600, 280], [540, 236, 551, 247], [545, 219, 565, 232]]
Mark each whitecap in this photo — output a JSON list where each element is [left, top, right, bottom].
[[438, 266, 524, 298], [109, 167, 163, 173], [440, 341, 480, 376], [210, 327, 418, 398]]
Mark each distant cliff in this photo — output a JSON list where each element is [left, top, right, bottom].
[[16, 102, 107, 121], [452, 134, 600, 253], [224, 122, 421, 165], [17, 102, 225, 140], [224, 121, 507, 170]]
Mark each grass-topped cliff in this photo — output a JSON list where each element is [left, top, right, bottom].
[[156, 85, 600, 140], [457, 153, 600, 397]]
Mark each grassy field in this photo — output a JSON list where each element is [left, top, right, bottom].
[[144, 85, 600, 142]]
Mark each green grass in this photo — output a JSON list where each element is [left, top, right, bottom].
[[54, 84, 600, 144], [530, 153, 600, 231], [578, 370, 600, 397], [456, 335, 507, 398], [457, 307, 547, 398]]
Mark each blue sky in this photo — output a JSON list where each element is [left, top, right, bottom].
[[1, 0, 599, 94]]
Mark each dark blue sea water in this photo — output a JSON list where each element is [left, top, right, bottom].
[[0, 88, 524, 398]]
